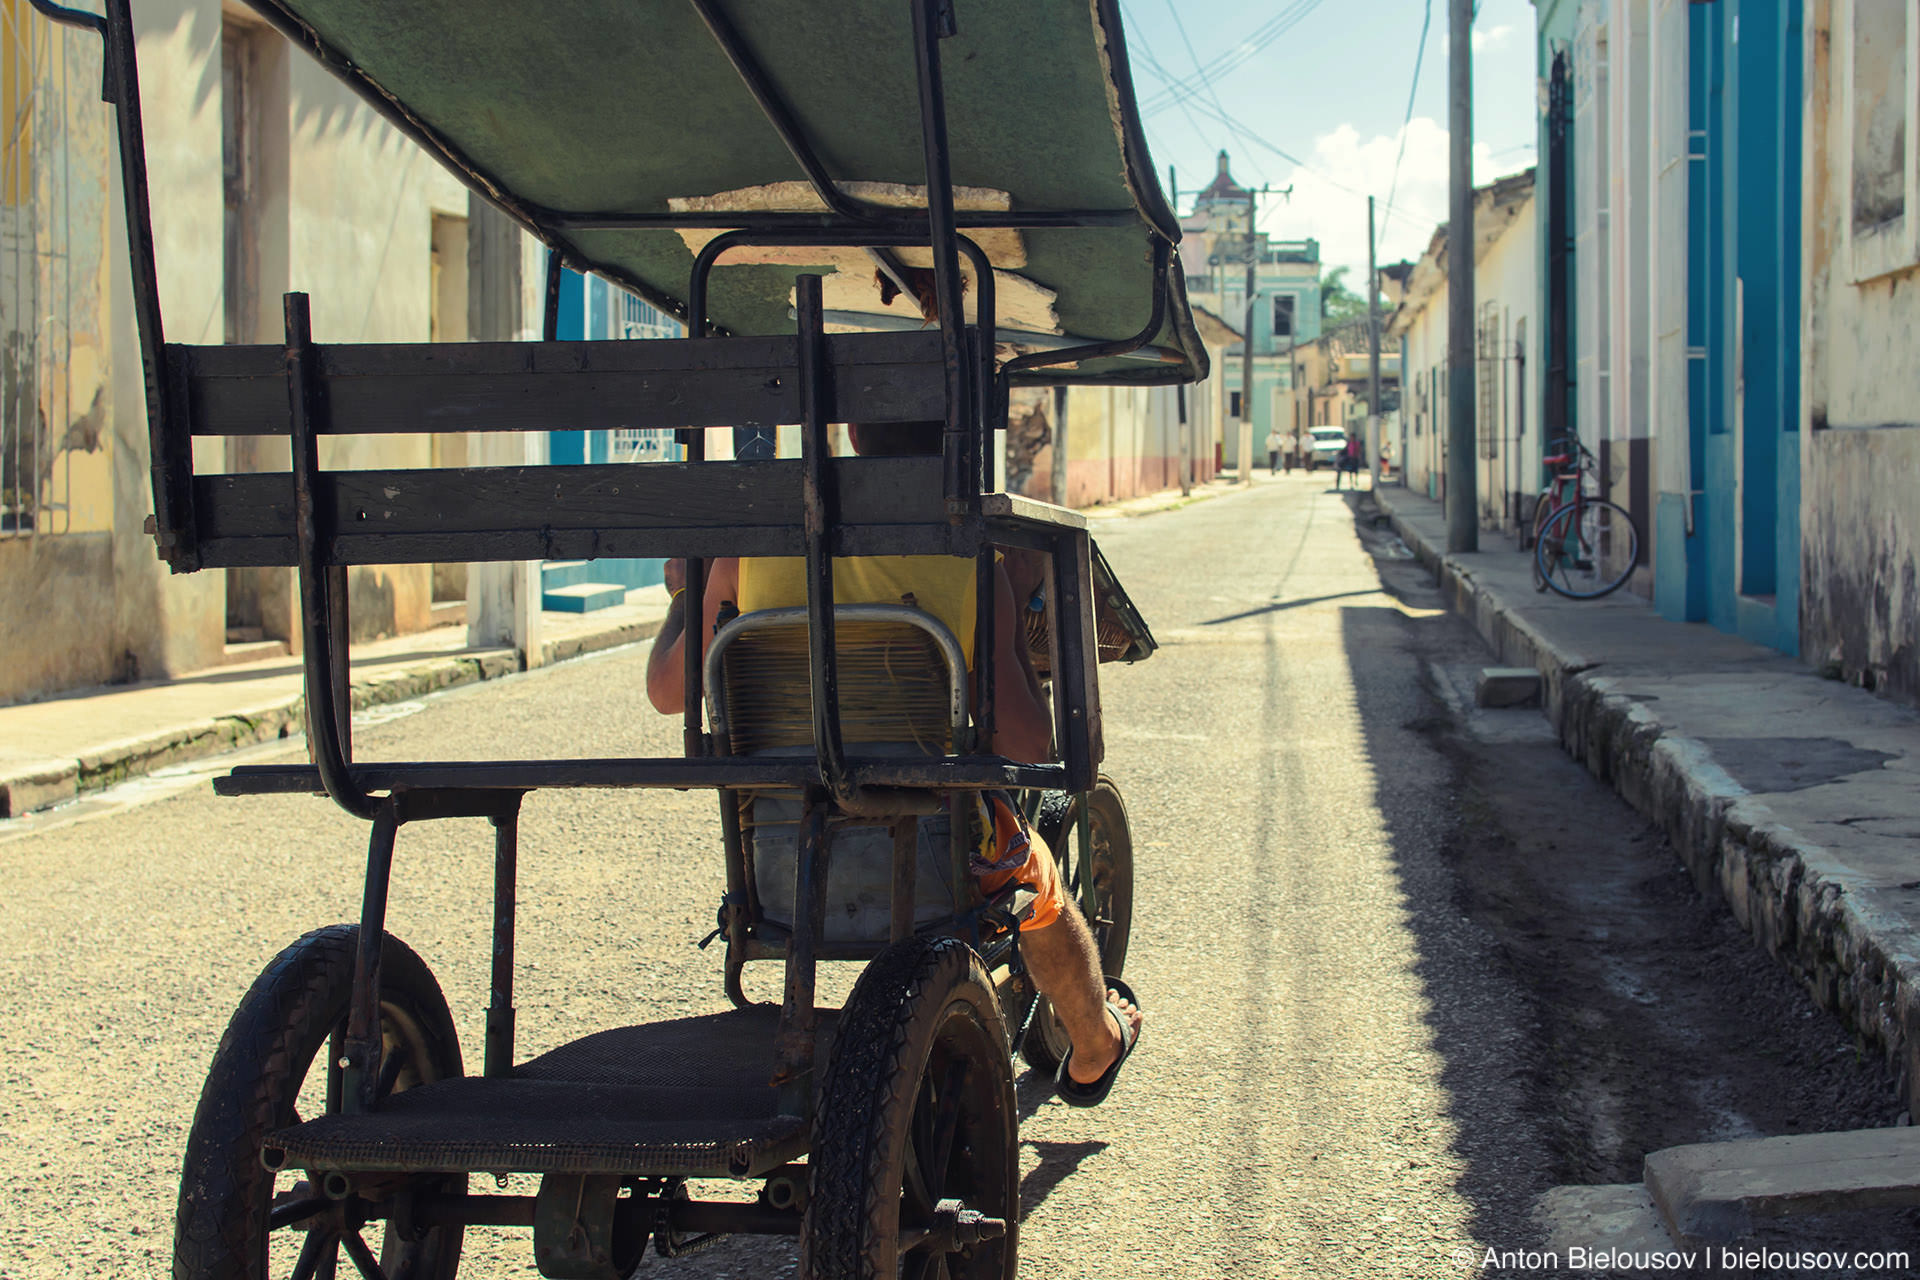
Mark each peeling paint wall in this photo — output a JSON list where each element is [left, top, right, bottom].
[[1, 0, 525, 705], [1801, 0, 1920, 708]]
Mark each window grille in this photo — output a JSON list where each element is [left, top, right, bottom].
[[1477, 304, 1501, 461], [617, 290, 678, 341], [2, 0, 81, 537]]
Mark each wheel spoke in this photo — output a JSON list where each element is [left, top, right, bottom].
[[901, 1130, 936, 1220], [375, 1035, 411, 1098], [289, 1229, 336, 1280], [926, 1058, 969, 1194], [269, 1192, 330, 1232], [316, 1235, 340, 1280], [339, 1228, 390, 1280]]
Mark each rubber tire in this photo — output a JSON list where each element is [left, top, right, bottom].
[[1018, 779, 1135, 1076], [805, 935, 1018, 1280], [1534, 498, 1640, 599], [1528, 497, 1557, 592], [172, 925, 465, 1280]]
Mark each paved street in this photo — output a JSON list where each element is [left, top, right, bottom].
[[0, 475, 1592, 1276]]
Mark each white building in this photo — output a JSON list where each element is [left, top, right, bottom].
[[1386, 170, 1540, 534]]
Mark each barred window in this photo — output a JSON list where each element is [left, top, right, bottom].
[[3, 2, 105, 539]]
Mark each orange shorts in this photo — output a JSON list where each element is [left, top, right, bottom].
[[969, 792, 1065, 931]]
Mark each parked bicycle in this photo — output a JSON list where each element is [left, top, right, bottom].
[[1527, 436, 1640, 599]]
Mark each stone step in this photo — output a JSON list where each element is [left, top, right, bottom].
[[541, 582, 628, 614], [1476, 666, 1542, 709], [539, 559, 600, 590], [1644, 1126, 1920, 1244], [217, 639, 292, 667]]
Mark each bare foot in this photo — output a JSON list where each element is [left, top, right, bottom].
[[1066, 989, 1142, 1085]]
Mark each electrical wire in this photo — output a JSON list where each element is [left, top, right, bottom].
[[1157, 87, 1440, 227], [1161, 0, 1240, 144], [1137, 0, 1327, 118], [1381, 0, 1434, 244], [1119, 3, 1235, 188]]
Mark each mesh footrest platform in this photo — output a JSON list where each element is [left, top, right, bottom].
[[267, 1007, 832, 1179]]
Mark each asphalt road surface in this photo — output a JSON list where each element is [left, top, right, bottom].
[[0, 475, 1636, 1277]]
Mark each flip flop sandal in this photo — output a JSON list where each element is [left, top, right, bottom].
[[1054, 976, 1141, 1108]]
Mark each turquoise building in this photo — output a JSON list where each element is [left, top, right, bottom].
[[1531, 0, 1802, 654], [542, 270, 684, 610], [1179, 152, 1323, 464]]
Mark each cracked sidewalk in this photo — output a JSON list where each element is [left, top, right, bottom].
[[1374, 484, 1920, 1118]]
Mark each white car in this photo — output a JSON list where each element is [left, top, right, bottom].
[[1308, 427, 1348, 471]]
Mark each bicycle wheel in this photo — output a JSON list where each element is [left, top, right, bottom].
[[1019, 779, 1133, 1076], [1534, 499, 1639, 599], [1527, 497, 1558, 592]]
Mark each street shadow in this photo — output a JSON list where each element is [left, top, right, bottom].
[[1019, 1138, 1109, 1217], [1199, 589, 1382, 626], [1324, 496, 1557, 1261], [1014, 1068, 1055, 1121]]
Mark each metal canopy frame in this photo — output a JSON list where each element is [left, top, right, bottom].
[[45, 0, 1181, 1254], [227, 0, 1195, 360]]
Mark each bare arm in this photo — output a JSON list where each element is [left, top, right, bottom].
[[645, 557, 739, 715]]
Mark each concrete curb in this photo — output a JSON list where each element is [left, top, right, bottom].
[[1374, 487, 1920, 1117], [0, 616, 661, 819]]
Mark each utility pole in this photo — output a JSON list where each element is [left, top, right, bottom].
[[1170, 162, 1191, 497], [1177, 384, 1192, 496], [1240, 185, 1256, 486], [1368, 196, 1382, 490], [1446, 0, 1478, 550], [1050, 386, 1069, 508]]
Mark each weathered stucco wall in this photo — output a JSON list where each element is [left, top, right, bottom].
[[1060, 383, 1183, 508], [2, 0, 509, 705], [1800, 0, 1920, 708], [284, 41, 470, 641]]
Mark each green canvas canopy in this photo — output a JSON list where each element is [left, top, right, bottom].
[[243, 0, 1206, 385]]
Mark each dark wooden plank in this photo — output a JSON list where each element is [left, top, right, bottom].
[[173, 330, 946, 436], [190, 456, 977, 567], [214, 757, 1068, 796]]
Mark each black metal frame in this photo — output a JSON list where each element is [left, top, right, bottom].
[[63, 0, 1177, 1253]]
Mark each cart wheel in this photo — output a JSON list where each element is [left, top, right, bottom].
[[173, 924, 465, 1280], [1020, 778, 1135, 1076], [806, 935, 1017, 1280]]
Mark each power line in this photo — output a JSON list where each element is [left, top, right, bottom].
[[1122, 1, 1442, 231], [1119, 3, 1241, 191], [1157, 88, 1441, 227], [1137, 0, 1327, 117], [1161, 0, 1239, 147], [1381, 0, 1435, 243]]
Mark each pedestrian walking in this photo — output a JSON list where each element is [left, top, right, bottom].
[[1266, 426, 1282, 474], [1337, 434, 1362, 490]]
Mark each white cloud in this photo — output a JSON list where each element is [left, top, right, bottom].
[[1253, 117, 1527, 285], [1472, 23, 1514, 52], [1440, 23, 1517, 55]]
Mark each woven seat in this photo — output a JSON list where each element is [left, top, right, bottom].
[[715, 615, 960, 757]]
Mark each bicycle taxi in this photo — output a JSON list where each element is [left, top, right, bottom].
[[51, 0, 1208, 1272]]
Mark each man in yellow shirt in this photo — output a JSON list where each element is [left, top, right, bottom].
[[646, 421, 1141, 1105]]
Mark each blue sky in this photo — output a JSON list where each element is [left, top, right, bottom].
[[1115, 0, 1541, 280]]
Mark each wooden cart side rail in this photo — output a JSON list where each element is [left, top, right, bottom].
[[191, 455, 969, 568], [170, 329, 948, 437], [190, 460, 1095, 570]]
